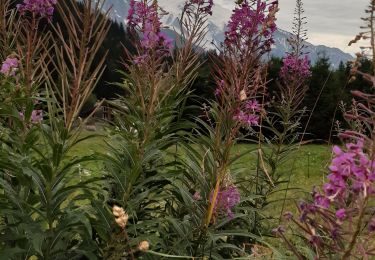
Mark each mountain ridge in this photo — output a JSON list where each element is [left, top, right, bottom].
[[102, 0, 353, 68]]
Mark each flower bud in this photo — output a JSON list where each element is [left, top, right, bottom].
[[240, 89, 247, 101], [138, 241, 150, 251], [112, 205, 128, 229], [115, 214, 129, 229], [112, 205, 125, 218]]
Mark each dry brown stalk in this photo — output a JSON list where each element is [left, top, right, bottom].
[[43, 0, 111, 131]]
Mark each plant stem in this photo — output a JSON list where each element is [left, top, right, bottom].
[[123, 229, 135, 260], [204, 175, 221, 227], [341, 196, 369, 259]]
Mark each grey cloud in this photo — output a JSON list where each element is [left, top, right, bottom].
[[278, 0, 368, 36], [214, 0, 369, 51], [276, 0, 368, 51]]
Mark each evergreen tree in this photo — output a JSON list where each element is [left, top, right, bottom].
[[266, 56, 283, 98], [303, 55, 342, 141]]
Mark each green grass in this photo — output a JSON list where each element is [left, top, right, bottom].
[[229, 144, 333, 222], [71, 131, 333, 189], [232, 144, 332, 189], [71, 134, 333, 214], [70, 132, 333, 193], [68, 130, 107, 175]]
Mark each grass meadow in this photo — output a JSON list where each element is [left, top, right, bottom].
[[71, 131, 333, 218]]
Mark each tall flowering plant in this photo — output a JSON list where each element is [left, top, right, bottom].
[[0, 0, 55, 128], [122, 0, 175, 123], [204, 0, 279, 228], [278, 0, 311, 107], [346, 0, 375, 145], [122, 0, 213, 121], [207, 0, 278, 153], [163, 1, 279, 258], [0, 0, 110, 258], [275, 1, 375, 258], [217, 0, 278, 101], [261, 0, 311, 224], [127, 0, 172, 64], [275, 140, 375, 259], [99, 0, 215, 258], [0, 0, 56, 117]]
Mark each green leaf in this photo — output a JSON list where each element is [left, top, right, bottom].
[[0, 247, 26, 259]]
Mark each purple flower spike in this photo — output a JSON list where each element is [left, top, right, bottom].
[[17, 0, 57, 20], [280, 54, 311, 82], [245, 100, 260, 111], [127, 0, 172, 61], [233, 112, 258, 127], [210, 185, 241, 219], [224, 0, 278, 54]]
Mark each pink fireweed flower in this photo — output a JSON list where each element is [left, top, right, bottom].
[[234, 112, 258, 127], [128, 0, 150, 28], [224, 0, 278, 54], [1, 57, 19, 76], [302, 139, 375, 221], [17, 0, 57, 20], [313, 192, 330, 209], [278, 139, 375, 257], [214, 80, 225, 97], [280, 54, 311, 82], [31, 110, 43, 124], [245, 100, 260, 111], [19, 110, 43, 124], [335, 209, 347, 221], [233, 99, 261, 127], [127, 0, 172, 60], [210, 185, 240, 219]]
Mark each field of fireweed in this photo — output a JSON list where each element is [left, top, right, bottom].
[[1, 0, 375, 259]]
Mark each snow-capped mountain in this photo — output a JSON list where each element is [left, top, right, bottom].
[[272, 29, 353, 68], [102, 0, 353, 68]]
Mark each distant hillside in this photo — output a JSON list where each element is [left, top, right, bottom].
[[272, 29, 353, 68]]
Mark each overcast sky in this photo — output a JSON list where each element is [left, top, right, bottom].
[[278, 0, 369, 54], [216, 0, 369, 54]]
